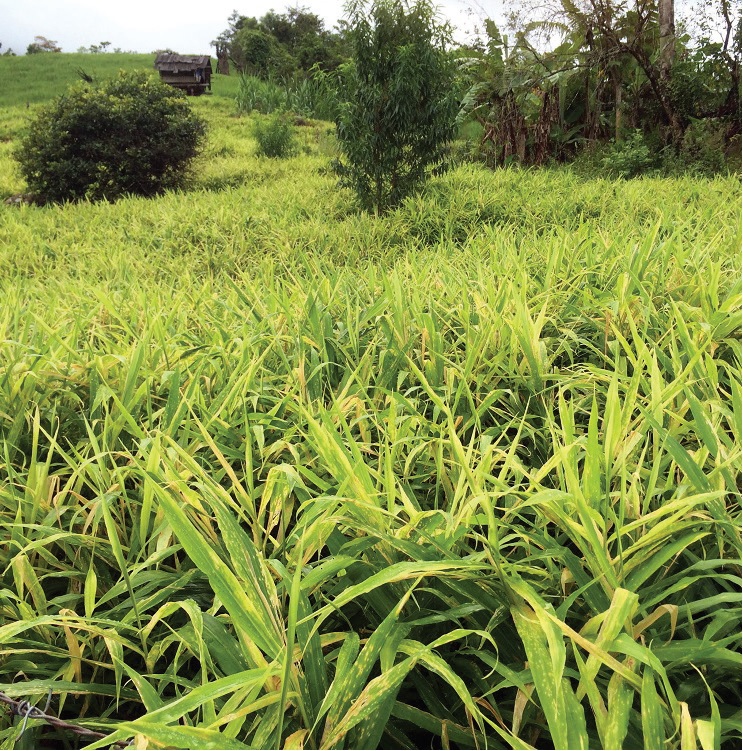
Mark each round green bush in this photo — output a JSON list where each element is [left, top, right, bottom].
[[16, 71, 207, 203]]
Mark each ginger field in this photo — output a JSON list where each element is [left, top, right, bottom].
[[0, 56, 741, 750]]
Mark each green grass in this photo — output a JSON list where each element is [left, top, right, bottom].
[[0, 54, 741, 750], [0, 53, 241, 108], [0, 53, 157, 106]]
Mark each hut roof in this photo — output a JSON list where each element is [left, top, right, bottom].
[[154, 54, 212, 73]]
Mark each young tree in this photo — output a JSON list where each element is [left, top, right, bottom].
[[334, 0, 458, 214]]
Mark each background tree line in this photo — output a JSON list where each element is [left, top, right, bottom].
[[215, 1, 740, 176], [212, 4, 351, 78], [6, 0, 741, 177]]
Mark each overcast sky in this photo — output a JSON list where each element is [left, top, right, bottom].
[[1, 1, 497, 55]]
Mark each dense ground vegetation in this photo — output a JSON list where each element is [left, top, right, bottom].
[[0, 51, 741, 750]]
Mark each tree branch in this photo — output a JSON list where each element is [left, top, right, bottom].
[[0, 690, 129, 748]]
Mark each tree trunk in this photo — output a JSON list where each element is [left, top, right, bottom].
[[216, 45, 230, 75], [659, 0, 675, 79], [628, 44, 684, 144]]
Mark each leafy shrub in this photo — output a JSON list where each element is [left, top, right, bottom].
[[253, 111, 296, 157], [16, 71, 206, 203], [234, 29, 277, 77], [575, 122, 738, 179], [334, 0, 459, 214], [600, 130, 656, 179]]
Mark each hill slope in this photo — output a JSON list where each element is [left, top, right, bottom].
[[0, 52, 238, 107]]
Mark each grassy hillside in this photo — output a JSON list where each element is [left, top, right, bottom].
[[0, 53, 154, 106], [0, 53, 240, 198], [0, 53, 741, 751], [0, 53, 240, 107]]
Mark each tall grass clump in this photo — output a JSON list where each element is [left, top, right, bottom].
[[236, 73, 288, 114], [236, 68, 340, 120], [0, 67, 740, 751], [284, 67, 342, 121]]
